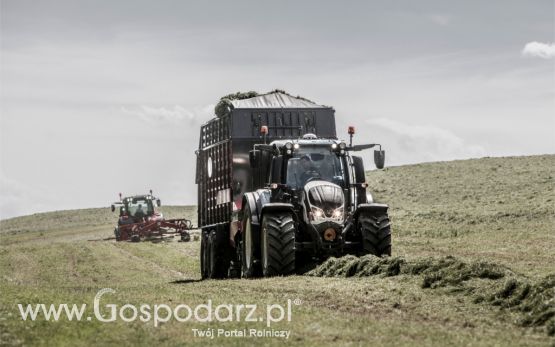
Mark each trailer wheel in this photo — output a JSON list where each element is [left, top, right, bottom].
[[358, 212, 391, 257], [131, 234, 140, 243], [208, 232, 217, 277], [200, 231, 209, 279], [228, 260, 241, 278], [261, 212, 296, 277], [241, 208, 261, 278], [205, 230, 228, 279]]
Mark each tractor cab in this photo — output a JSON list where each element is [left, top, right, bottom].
[[123, 196, 154, 218], [111, 191, 162, 225], [279, 140, 348, 190], [249, 132, 385, 212]]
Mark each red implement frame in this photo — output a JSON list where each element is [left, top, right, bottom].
[[116, 218, 193, 242]]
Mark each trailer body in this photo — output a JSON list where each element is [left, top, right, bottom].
[[196, 97, 336, 229]]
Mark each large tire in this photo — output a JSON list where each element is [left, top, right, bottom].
[[206, 230, 228, 279], [208, 232, 217, 277], [358, 212, 392, 256], [228, 259, 241, 279], [261, 212, 296, 277], [200, 231, 209, 279], [241, 207, 261, 278], [114, 228, 121, 241]]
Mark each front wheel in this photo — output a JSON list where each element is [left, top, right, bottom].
[[358, 212, 392, 257], [261, 212, 296, 277]]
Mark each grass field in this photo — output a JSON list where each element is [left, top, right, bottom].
[[1, 155, 553, 346]]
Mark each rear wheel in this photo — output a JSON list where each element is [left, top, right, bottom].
[[205, 230, 228, 279], [208, 232, 217, 276], [228, 258, 241, 278], [200, 231, 209, 279], [358, 212, 391, 256], [114, 228, 121, 241], [261, 212, 296, 277]]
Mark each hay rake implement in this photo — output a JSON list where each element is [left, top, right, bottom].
[[111, 191, 193, 242]]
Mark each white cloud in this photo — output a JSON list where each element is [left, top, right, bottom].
[[121, 104, 214, 124], [364, 118, 485, 165], [522, 42, 555, 59]]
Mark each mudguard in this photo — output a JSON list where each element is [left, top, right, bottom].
[[261, 203, 295, 221], [242, 192, 261, 226], [254, 189, 271, 223], [243, 190, 295, 226], [354, 203, 389, 218], [242, 189, 272, 226]]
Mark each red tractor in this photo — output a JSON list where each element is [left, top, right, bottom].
[[111, 190, 192, 242]]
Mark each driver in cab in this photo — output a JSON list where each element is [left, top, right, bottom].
[[300, 154, 321, 184], [135, 203, 145, 219]]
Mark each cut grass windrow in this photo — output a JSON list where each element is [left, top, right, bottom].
[[308, 255, 555, 336]]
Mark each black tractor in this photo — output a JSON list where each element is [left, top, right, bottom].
[[196, 91, 391, 278], [236, 130, 390, 277]]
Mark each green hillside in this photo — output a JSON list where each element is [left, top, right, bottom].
[[1, 155, 553, 346], [368, 155, 555, 278]]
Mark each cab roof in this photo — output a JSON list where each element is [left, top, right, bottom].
[[122, 195, 154, 200], [270, 138, 342, 148]]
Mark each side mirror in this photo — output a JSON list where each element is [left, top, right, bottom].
[[156, 199, 161, 207], [352, 156, 366, 184], [249, 150, 260, 168], [374, 150, 385, 169], [111, 204, 115, 212]]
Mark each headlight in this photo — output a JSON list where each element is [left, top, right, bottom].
[[285, 142, 293, 150], [311, 206, 325, 221], [332, 207, 343, 221], [311, 206, 344, 222], [339, 142, 346, 150]]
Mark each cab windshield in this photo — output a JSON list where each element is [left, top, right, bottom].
[[126, 198, 154, 217], [286, 146, 345, 189]]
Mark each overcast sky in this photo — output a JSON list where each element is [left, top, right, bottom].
[[1, 0, 554, 219]]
